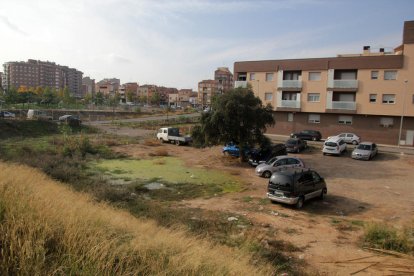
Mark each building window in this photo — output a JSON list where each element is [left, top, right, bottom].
[[264, 92, 273, 101], [307, 93, 320, 102], [369, 94, 377, 103], [338, 115, 352, 125], [371, 71, 379, 80], [380, 117, 394, 127], [249, 73, 255, 81], [308, 72, 321, 81], [287, 113, 294, 122], [382, 94, 395, 104], [308, 114, 320, 124], [265, 73, 273, 81], [384, 70, 397, 80]]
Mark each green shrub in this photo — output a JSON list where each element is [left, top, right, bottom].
[[363, 223, 413, 254]]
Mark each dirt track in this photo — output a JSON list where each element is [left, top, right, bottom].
[[113, 142, 414, 274]]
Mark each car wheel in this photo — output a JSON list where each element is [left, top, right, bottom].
[[263, 171, 272, 178], [352, 140, 358, 145], [323, 152, 326, 156], [319, 188, 327, 199], [175, 140, 180, 146], [295, 197, 304, 209]]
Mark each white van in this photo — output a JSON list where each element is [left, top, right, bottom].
[[27, 109, 53, 120], [322, 137, 347, 155]]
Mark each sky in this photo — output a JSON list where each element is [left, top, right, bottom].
[[1, 0, 413, 90]]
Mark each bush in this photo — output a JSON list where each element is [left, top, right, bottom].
[[363, 223, 414, 254]]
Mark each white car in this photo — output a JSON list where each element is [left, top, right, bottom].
[[327, 133, 360, 145], [322, 137, 347, 156], [0, 111, 15, 118]]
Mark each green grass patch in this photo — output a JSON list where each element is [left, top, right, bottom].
[[363, 223, 414, 254], [91, 157, 244, 200]]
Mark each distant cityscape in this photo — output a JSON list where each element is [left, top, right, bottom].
[[0, 60, 234, 108]]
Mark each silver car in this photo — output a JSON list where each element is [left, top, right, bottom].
[[255, 155, 305, 178], [351, 142, 378, 160]]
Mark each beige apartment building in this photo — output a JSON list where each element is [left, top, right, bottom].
[[2, 59, 83, 97], [233, 20, 414, 145]]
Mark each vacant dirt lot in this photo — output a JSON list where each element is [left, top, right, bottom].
[[114, 142, 414, 274]]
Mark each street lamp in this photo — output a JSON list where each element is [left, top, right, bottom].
[[398, 80, 408, 147]]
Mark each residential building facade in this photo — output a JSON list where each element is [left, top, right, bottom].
[[215, 67, 234, 93], [198, 79, 218, 107], [2, 59, 83, 97], [233, 20, 414, 145], [82, 77, 96, 96]]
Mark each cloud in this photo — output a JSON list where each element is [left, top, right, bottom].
[[0, 15, 28, 36], [108, 53, 132, 64]]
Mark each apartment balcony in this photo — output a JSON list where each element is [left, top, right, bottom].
[[328, 80, 358, 91], [276, 92, 301, 111], [278, 100, 301, 108], [234, 81, 247, 88], [326, 101, 357, 113], [277, 80, 302, 91]]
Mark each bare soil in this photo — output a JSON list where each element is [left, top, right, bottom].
[[113, 142, 414, 274]]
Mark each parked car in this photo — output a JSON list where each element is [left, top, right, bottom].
[[58, 115, 82, 126], [322, 136, 347, 155], [157, 127, 192, 145], [351, 142, 378, 160], [285, 138, 307, 153], [267, 168, 327, 209], [27, 109, 52, 120], [290, 130, 322, 141], [327, 133, 360, 145], [255, 156, 305, 178], [248, 144, 287, 166], [0, 111, 15, 118], [222, 142, 250, 157]]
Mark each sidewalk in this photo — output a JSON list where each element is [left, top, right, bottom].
[[265, 134, 414, 155]]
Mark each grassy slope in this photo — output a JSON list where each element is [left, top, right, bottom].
[[0, 120, 59, 139], [0, 162, 272, 275]]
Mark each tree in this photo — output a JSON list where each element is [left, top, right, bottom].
[[4, 87, 19, 104], [150, 92, 160, 105], [95, 92, 104, 105], [191, 87, 274, 160]]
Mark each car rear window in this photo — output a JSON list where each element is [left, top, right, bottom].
[[269, 175, 293, 191], [325, 142, 337, 147]]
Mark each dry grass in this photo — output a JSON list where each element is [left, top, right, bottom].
[[148, 148, 169, 157], [143, 139, 161, 147], [0, 162, 271, 275]]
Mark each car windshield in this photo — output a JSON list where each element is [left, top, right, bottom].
[[357, 144, 371, 150], [325, 142, 337, 147], [265, 157, 278, 165], [286, 139, 297, 145]]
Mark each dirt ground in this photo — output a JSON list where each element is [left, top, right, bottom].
[[113, 142, 414, 275]]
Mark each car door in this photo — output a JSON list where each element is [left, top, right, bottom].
[[310, 171, 324, 198], [287, 158, 301, 169], [372, 143, 378, 157], [272, 158, 288, 172], [297, 172, 314, 199]]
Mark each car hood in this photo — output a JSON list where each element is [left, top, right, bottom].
[[353, 149, 371, 155]]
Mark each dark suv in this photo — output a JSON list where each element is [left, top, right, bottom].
[[248, 143, 287, 166], [267, 168, 327, 208], [290, 130, 322, 141]]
